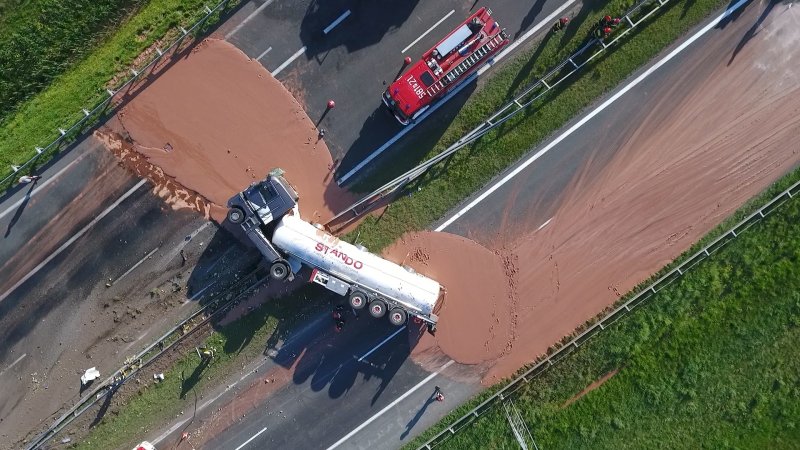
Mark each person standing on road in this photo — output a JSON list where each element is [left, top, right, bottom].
[[18, 174, 42, 185], [434, 386, 445, 402]]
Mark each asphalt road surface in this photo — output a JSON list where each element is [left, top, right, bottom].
[[219, 0, 576, 178], [202, 1, 792, 449], [0, 134, 228, 443]]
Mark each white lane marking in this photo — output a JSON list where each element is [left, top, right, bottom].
[[0, 154, 86, 221], [402, 9, 456, 54], [436, 0, 751, 231], [0, 179, 148, 303], [537, 217, 552, 231], [324, 10, 352, 35], [337, 0, 577, 185], [357, 325, 406, 362], [272, 47, 307, 76], [0, 353, 27, 377], [225, 0, 276, 39], [111, 246, 159, 285], [255, 46, 273, 61], [235, 426, 268, 450], [326, 359, 455, 450]]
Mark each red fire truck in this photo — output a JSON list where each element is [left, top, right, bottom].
[[382, 7, 509, 125]]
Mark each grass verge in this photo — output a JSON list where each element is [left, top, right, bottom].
[[406, 165, 800, 449], [0, 0, 237, 179]]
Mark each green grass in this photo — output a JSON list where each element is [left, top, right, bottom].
[[349, 0, 732, 252], [73, 286, 325, 450], [0, 0, 149, 122], [0, 0, 236, 182], [407, 170, 800, 449]]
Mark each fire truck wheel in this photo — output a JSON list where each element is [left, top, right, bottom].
[[349, 291, 367, 310], [269, 261, 290, 280], [369, 299, 387, 318], [388, 308, 408, 326], [227, 207, 245, 224]]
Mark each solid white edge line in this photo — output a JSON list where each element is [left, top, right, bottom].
[[357, 325, 406, 362], [435, 0, 751, 232], [326, 359, 455, 450], [402, 9, 456, 54], [337, 0, 577, 184], [256, 46, 273, 61], [324, 10, 352, 34], [0, 153, 86, 221], [0, 179, 148, 303], [225, 0, 276, 39], [234, 426, 268, 450], [272, 46, 307, 76]]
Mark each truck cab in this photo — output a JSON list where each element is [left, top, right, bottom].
[[226, 169, 299, 280]]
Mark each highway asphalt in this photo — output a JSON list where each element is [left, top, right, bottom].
[[204, 1, 792, 449]]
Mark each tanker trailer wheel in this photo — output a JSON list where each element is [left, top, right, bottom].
[[269, 260, 290, 280], [349, 291, 367, 310], [227, 206, 245, 224], [388, 308, 407, 326], [369, 299, 387, 318]]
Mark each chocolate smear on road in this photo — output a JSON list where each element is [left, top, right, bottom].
[[102, 38, 352, 223]]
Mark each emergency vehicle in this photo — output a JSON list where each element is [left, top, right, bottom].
[[382, 7, 509, 125], [227, 170, 442, 332]]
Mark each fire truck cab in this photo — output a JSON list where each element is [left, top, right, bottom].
[[383, 7, 509, 125]]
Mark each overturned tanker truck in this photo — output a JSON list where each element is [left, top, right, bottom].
[[227, 170, 442, 332]]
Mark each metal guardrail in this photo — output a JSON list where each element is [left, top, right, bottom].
[[24, 266, 267, 450], [417, 179, 800, 449], [0, 0, 237, 192], [326, 0, 670, 228]]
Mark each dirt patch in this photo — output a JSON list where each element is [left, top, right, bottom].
[[562, 369, 619, 408], [107, 38, 354, 224]]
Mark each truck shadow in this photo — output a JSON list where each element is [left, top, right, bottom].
[[298, 0, 420, 61], [272, 311, 415, 401]]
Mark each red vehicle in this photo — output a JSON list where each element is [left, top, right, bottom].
[[383, 7, 509, 125]]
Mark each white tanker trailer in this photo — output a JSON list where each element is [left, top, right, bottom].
[[227, 170, 441, 332]]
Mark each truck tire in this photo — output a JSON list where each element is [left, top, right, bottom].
[[227, 207, 245, 224], [270, 260, 290, 280], [349, 291, 367, 310], [388, 308, 407, 326], [369, 299, 387, 318]]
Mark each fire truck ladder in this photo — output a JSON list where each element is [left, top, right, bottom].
[[426, 32, 507, 97]]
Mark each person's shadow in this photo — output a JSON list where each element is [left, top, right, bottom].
[[400, 391, 437, 439], [4, 181, 37, 238]]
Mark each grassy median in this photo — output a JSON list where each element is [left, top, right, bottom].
[[0, 0, 237, 180], [406, 165, 800, 449]]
